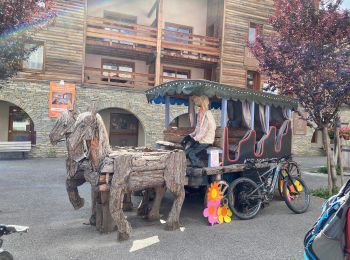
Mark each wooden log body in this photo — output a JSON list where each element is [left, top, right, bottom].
[[109, 149, 186, 241]]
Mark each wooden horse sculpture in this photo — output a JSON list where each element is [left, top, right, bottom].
[[49, 108, 97, 225], [69, 109, 186, 241]]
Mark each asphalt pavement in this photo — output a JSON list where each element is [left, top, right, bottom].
[[0, 157, 331, 260]]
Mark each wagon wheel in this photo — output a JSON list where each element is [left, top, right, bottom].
[[203, 180, 230, 207]]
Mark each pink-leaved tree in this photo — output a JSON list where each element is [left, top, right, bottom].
[[249, 0, 350, 194]]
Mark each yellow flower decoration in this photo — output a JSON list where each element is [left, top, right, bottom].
[[207, 182, 223, 202], [217, 204, 232, 223]]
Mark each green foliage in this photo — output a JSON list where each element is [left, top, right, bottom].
[[317, 166, 328, 174], [311, 186, 340, 199], [317, 165, 342, 175]]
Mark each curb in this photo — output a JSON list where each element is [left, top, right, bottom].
[[304, 171, 350, 177]]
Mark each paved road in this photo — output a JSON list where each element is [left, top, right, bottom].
[[0, 158, 328, 260]]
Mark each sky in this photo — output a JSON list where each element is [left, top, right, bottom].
[[341, 0, 350, 9]]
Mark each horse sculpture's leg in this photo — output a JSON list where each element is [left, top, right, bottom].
[[110, 155, 133, 241], [165, 184, 185, 230], [89, 187, 98, 226], [148, 186, 166, 221], [110, 185, 132, 241], [164, 151, 186, 231], [66, 173, 85, 210]]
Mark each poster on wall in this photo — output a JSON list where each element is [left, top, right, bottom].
[[293, 112, 307, 135], [48, 82, 76, 118]]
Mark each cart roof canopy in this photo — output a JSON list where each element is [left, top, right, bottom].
[[145, 80, 298, 110]]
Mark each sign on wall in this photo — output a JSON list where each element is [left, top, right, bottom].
[[48, 82, 76, 118], [293, 112, 307, 135]]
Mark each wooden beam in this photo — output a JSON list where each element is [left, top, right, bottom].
[[250, 101, 255, 130], [165, 96, 170, 128], [82, 0, 88, 84], [220, 98, 228, 128], [219, 0, 226, 83], [265, 105, 270, 131], [148, 0, 159, 18], [155, 0, 163, 86]]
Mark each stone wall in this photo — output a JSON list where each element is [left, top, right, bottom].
[[0, 80, 186, 158], [2, 79, 348, 158]]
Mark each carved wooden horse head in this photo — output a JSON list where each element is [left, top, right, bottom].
[[69, 107, 111, 171], [49, 105, 79, 145]]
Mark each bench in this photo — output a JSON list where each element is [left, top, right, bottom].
[[0, 141, 32, 159]]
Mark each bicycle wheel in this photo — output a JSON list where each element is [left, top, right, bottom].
[[227, 177, 262, 220], [283, 176, 310, 214], [278, 161, 301, 197]]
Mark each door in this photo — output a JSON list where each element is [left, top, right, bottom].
[[109, 113, 138, 147], [8, 106, 35, 143]]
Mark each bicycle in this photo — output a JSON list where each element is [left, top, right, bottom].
[[227, 156, 310, 220]]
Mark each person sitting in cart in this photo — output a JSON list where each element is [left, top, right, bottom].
[[184, 96, 216, 167]]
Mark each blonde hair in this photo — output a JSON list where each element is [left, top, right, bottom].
[[192, 96, 209, 111]]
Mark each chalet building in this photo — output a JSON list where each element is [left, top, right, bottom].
[[0, 0, 347, 157]]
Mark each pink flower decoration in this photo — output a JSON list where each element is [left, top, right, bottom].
[[203, 200, 220, 226]]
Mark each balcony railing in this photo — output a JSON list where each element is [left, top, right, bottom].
[[86, 16, 157, 52], [86, 16, 220, 62], [161, 29, 220, 61], [85, 67, 155, 88]]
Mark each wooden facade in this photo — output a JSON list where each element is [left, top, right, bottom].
[[15, 0, 275, 90], [220, 0, 274, 88], [16, 0, 86, 83]]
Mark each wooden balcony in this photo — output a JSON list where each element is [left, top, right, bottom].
[[161, 29, 220, 63], [85, 67, 155, 88], [85, 16, 157, 61], [85, 16, 220, 65]]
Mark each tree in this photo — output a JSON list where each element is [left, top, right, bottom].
[[0, 0, 55, 80], [249, 0, 350, 194]]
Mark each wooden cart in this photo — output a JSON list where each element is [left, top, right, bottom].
[[145, 79, 298, 193]]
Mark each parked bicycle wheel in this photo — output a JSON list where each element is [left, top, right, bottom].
[[278, 161, 301, 197], [228, 177, 262, 220], [283, 176, 310, 214]]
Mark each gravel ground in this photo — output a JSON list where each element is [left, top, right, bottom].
[[0, 158, 327, 260]]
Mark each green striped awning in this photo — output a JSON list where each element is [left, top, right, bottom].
[[145, 80, 298, 109]]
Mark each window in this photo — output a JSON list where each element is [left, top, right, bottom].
[[248, 23, 262, 44], [164, 22, 193, 44], [101, 59, 134, 84], [104, 11, 137, 24], [162, 67, 191, 82], [247, 70, 260, 90], [103, 11, 137, 45], [23, 43, 44, 71], [8, 106, 35, 144]]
